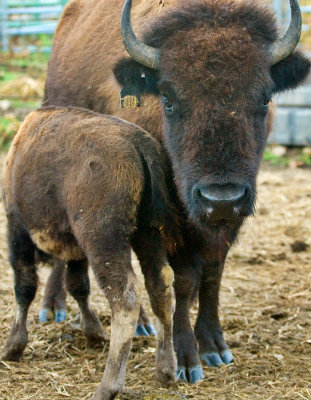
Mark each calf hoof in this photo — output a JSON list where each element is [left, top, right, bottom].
[[176, 365, 205, 384], [156, 346, 177, 387], [157, 366, 177, 387], [91, 386, 118, 400], [134, 322, 157, 337], [2, 335, 28, 362], [200, 349, 234, 367]]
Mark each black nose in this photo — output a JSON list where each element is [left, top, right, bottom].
[[192, 183, 251, 220]]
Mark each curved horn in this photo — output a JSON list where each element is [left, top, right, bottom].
[[271, 0, 302, 65], [121, 0, 161, 70]]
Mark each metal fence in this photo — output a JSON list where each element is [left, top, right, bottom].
[[0, 0, 67, 52], [271, 0, 311, 145]]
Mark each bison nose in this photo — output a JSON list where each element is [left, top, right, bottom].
[[192, 183, 251, 220]]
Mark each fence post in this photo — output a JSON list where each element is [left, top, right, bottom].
[[0, 0, 9, 52]]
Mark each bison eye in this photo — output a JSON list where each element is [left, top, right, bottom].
[[162, 96, 175, 115], [262, 98, 271, 112]]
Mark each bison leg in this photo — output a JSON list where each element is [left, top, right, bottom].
[[168, 249, 205, 384], [132, 228, 177, 387], [89, 244, 141, 400], [2, 224, 37, 361], [65, 259, 108, 346], [194, 261, 233, 367], [135, 305, 157, 337], [39, 258, 67, 323]]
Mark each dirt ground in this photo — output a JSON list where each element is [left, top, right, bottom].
[[0, 162, 310, 400]]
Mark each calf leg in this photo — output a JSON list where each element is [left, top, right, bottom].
[[2, 225, 37, 361], [89, 244, 141, 400], [132, 228, 176, 387], [39, 258, 67, 323], [194, 261, 233, 367], [65, 259, 107, 346]]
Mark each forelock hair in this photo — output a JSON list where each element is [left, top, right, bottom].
[[143, 0, 278, 48]]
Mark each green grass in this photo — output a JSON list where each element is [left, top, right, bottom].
[[0, 116, 21, 151], [10, 99, 40, 109], [263, 147, 311, 168], [0, 51, 49, 73], [263, 149, 290, 167], [295, 152, 311, 166], [0, 70, 20, 82]]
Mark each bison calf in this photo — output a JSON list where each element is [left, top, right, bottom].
[[1, 107, 177, 399]]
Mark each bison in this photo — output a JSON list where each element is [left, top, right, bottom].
[[43, 0, 310, 384], [1, 107, 178, 399]]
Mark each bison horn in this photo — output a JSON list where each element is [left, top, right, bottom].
[[121, 0, 161, 70], [271, 0, 302, 65]]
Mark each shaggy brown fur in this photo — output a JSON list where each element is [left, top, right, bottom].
[[1, 107, 178, 400], [44, 0, 310, 383]]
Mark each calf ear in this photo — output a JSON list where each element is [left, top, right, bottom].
[[113, 58, 160, 95], [271, 51, 311, 94]]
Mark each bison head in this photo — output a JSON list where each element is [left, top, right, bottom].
[[115, 0, 310, 228]]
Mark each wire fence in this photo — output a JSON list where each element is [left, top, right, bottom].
[[0, 0, 310, 53], [0, 0, 67, 52]]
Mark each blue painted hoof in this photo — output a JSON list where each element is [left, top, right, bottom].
[[200, 351, 224, 367], [55, 309, 67, 323], [221, 349, 234, 364], [189, 366, 205, 384], [146, 323, 157, 336], [135, 324, 150, 337], [176, 367, 187, 382], [38, 308, 52, 322]]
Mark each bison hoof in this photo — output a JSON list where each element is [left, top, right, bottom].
[[55, 309, 67, 323], [134, 322, 157, 337], [146, 322, 157, 335], [86, 331, 108, 348], [38, 308, 53, 322], [200, 350, 233, 367], [39, 308, 67, 323], [177, 365, 204, 384]]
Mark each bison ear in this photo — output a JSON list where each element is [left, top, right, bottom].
[[113, 58, 160, 95], [271, 51, 311, 94]]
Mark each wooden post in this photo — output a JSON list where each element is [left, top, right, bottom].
[[1, 0, 9, 52]]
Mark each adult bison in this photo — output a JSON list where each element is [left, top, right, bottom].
[[44, 0, 310, 384]]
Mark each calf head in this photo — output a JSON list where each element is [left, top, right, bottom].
[[115, 0, 310, 229]]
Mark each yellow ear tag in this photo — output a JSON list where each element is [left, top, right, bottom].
[[120, 83, 141, 109]]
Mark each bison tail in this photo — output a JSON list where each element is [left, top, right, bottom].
[[133, 131, 183, 254]]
